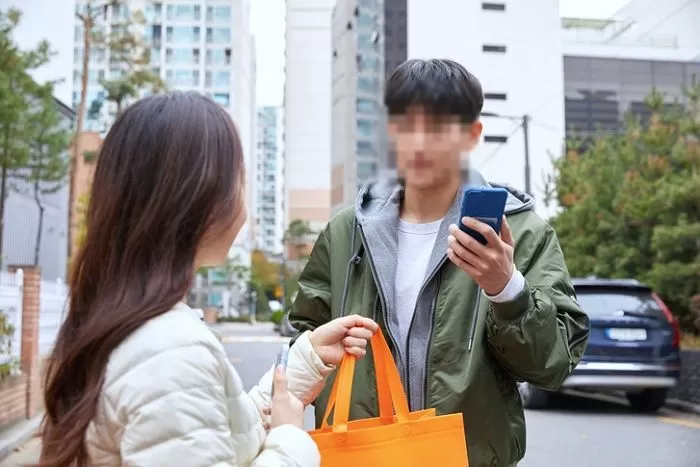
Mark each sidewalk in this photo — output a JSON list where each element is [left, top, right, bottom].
[[0, 438, 40, 466], [0, 417, 42, 466]]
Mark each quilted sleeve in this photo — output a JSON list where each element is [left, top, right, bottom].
[[249, 331, 334, 413], [114, 343, 320, 467]]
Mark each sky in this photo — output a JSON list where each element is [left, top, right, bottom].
[[250, 0, 632, 107]]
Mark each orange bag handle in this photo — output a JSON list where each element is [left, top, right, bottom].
[[320, 328, 410, 432]]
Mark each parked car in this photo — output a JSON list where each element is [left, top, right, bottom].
[[519, 277, 681, 413]]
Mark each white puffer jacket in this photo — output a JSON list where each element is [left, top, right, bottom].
[[85, 303, 332, 466]]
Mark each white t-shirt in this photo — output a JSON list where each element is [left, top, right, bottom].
[[395, 218, 443, 349]]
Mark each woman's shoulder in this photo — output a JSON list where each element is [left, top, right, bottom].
[[103, 303, 228, 389]]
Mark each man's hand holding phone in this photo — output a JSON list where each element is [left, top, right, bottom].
[[447, 215, 515, 297]]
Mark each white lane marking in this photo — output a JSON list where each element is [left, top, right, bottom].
[[221, 335, 291, 344]]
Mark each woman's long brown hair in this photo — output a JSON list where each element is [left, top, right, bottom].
[[37, 92, 245, 466]]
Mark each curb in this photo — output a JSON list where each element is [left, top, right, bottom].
[[0, 416, 42, 461], [666, 398, 700, 416]]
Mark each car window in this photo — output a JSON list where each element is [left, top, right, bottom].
[[574, 288, 664, 318]]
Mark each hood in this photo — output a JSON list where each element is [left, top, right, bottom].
[[355, 168, 535, 223]]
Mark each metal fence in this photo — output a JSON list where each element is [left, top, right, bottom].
[[0, 270, 24, 362], [0, 269, 68, 363]]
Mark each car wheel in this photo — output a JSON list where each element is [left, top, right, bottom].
[[518, 382, 551, 410], [626, 389, 668, 413]]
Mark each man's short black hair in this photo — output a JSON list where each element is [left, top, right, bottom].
[[385, 59, 484, 123]]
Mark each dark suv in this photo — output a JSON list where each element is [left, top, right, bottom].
[[519, 277, 681, 412]]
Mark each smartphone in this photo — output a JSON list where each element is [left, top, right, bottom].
[[459, 187, 508, 245], [270, 345, 289, 399]]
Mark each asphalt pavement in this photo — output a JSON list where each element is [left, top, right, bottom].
[[2, 322, 698, 466]]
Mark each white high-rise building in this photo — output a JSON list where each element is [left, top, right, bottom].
[[254, 106, 285, 256], [330, 0, 386, 215], [72, 0, 256, 258], [284, 0, 334, 234], [406, 0, 565, 218]]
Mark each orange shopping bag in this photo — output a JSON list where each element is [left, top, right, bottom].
[[309, 329, 469, 466]]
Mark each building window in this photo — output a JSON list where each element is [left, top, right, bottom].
[[165, 48, 199, 64], [144, 3, 163, 22], [357, 54, 379, 71], [356, 140, 375, 156], [166, 26, 200, 43], [112, 3, 129, 20], [211, 92, 230, 106], [356, 98, 377, 114], [207, 5, 232, 22], [166, 69, 200, 86], [484, 92, 507, 100], [484, 135, 508, 143], [482, 2, 506, 11], [206, 70, 230, 87], [357, 161, 377, 180], [357, 76, 378, 93], [207, 27, 231, 44], [482, 44, 507, 53], [166, 4, 201, 21], [357, 120, 377, 137], [207, 48, 232, 65], [109, 67, 126, 79]]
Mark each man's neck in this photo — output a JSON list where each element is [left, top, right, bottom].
[[401, 178, 461, 223]]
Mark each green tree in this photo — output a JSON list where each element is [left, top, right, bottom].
[[94, 8, 165, 116], [75, 193, 90, 250], [546, 84, 700, 330], [70, 1, 162, 262], [18, 83, 71, 265], [0, 8, 52, 265], [285, 219, 316, 263]]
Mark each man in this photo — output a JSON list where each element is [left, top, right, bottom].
[[290, 59, 590, 466]]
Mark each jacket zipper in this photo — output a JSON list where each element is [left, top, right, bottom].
[[422, 273, 441, 409], [405, 256, 447, 407], [358, 225, 405, 375]]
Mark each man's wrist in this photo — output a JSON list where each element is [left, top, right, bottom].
[[484, 267, 525, 303]]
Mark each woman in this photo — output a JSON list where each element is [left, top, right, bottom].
[[38, 92, 377, 467]]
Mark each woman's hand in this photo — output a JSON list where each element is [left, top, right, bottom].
[[267, 367, 305, 430], [308, 315, 379, 366]]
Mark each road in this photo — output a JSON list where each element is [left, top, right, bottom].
[[2, 322, 698, 466]]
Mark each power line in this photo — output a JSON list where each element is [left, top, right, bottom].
[[477, 122, 524, 170]]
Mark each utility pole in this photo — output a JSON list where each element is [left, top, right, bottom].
[[482, 111, 533, 196], [522, 114, 531, 195]]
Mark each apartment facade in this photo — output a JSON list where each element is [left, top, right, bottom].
[[73, 0, 257, 260], [330, 0, 386, 214], [284, 0, 334, 233], [255, 106, 285, 256], [330, 0, 411, 214]]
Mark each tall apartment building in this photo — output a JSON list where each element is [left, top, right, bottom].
[[330, 0, 409, 214], [255, 106, 285, 256], [284, 0, 334, 234], [0, 0, 76, 280], [72, 0, 257, 260], [330, 0, 386, 214]]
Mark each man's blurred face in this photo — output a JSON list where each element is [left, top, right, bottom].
[[388, 106, 482, 191]]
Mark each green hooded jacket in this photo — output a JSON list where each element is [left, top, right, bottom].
[[289, 172, 590, 466]]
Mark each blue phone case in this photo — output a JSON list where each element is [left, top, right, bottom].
[[459, 187, 508, 245]]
